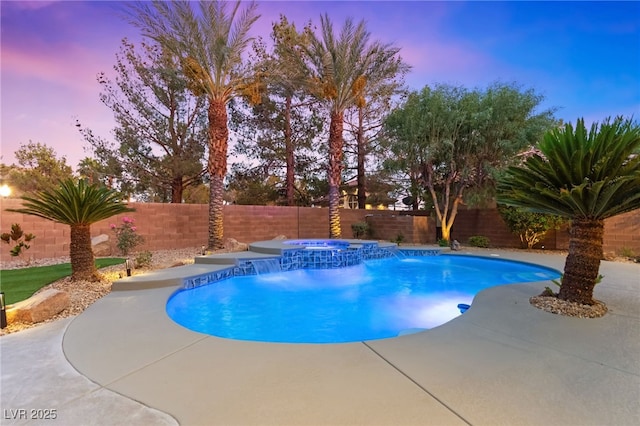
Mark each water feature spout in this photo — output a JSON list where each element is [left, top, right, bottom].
[[250, 258, 282, 275]]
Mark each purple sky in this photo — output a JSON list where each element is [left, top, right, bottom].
[[1, 0, 639, 170]]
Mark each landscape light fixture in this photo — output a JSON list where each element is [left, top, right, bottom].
[[1, 292, 7, 329], [125, 259, 133, 277], [201, 245, 206, 255]]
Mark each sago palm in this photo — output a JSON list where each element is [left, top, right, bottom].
[[303, 15, 402, 237], [7, 179, 135, 281], [128, 0, 260, 249], [498, 117, 640, 305]]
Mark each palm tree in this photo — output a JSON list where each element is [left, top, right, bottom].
[[497, 117, 640, 305], [6, 179, 135, 281], [302, 15, 404, 237], [127, 0, 260, 249]]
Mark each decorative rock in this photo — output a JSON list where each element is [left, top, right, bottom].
[[92, 234, 111, 256], [6, 289, 70, 324], [272, 235, 287, 240], [224, 238, 248, 252]]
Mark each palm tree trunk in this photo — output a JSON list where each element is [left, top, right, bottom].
[[70, 224, 97, 281], [328, 110, 344, 238], [207, 100, 229, 249], [558, 219, 603, 305], [356, 106, 367, 209]]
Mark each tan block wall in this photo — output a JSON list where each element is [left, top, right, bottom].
[[602, 210, 640, 256], [2, 196, 638, 263], [449, 208, 640, 254], [0, 200, 369, 262], [452, 209, 523, 248], [365, 212, 434, 244]]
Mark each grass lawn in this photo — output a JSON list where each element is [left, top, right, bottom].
[[0, 258, 125, 305]]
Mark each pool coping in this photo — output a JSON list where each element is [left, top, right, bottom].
[[62, 247, 640, 425]]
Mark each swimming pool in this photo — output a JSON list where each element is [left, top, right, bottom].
[[166, 255, 560, 343]]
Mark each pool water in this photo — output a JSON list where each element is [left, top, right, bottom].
[[166, 255, 560, 343]]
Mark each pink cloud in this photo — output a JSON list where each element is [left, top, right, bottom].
[[10, 1, 60, 11], [2, 40, 115, 94]]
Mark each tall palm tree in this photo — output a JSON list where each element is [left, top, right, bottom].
[[7, 179, 135, 281], [127, 0, 260, 249], [498, 117, 640, 305], [303, 15, 404, 237]]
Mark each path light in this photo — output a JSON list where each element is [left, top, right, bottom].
[[201, 245, 206, 255], [0, 184, 10, 198], [125, 259, 133, 277], [0, 172, 11, 198], [1, 291, 7, 329]]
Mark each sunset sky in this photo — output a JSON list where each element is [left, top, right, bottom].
[[1, 0, 639, 169]]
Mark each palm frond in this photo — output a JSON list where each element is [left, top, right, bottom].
[[7, 179, 134, 226], [498, 116, 640, 220]]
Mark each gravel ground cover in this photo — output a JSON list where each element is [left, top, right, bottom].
[[0, 247, 201, 335]]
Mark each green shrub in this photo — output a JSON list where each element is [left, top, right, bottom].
[[135, 251, 153, 268], [438, 238, 449, 247], [468, 236, 490, 248], [497, 205, 567, 249], [351, 222, 370, 239], [1, 223, 35, 258], [619, 247, 636, 259], [391, 233, 405, 244]]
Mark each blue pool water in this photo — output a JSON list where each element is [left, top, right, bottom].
[[166, 255, 560, 343]]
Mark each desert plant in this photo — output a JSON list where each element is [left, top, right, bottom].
[[498, 117, 640, 305], [351, 222, 370, 238], [1, 223, 35, 258], [468, 236, 490, 248], [6, 179, 134, 281], [438, 238, 449, 247]]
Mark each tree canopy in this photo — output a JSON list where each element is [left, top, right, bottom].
[[82, 38, 208, 203], [6, 142, 74, 195], [383, 82, 557, 241]]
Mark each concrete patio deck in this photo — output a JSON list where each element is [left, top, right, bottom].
[[1, 249, 638, 425]]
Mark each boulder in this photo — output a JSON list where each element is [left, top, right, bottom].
[[224, 238, 248, 252], [272, 235, 288, 240], [6, 289, 70, 324], [92, 234, 111, 256]]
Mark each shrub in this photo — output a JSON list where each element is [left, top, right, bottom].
[[468, 236, 490, 248], [391, 233, 405, 244], [498, 205, 567, 249], [1, 223, 35, 258], [110, 216, 144, 255], [135, 250, 153, 268], [619, 247, 635, 259], [351, 222, 370, 238], [438, 238, 449, 247]]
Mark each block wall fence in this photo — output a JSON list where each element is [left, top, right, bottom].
[[0, 198, 638, 263]]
